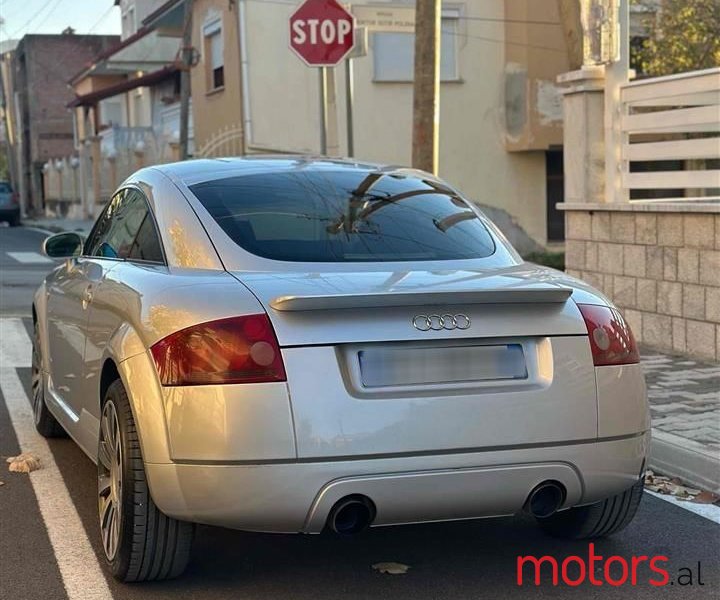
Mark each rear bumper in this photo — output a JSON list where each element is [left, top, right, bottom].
[[145, 431, 650, 533]]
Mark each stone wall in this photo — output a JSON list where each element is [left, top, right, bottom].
[[563, 204, 720, 361]]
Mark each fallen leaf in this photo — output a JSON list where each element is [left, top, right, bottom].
[[689, 491, 720, 504], [7, 453, 41, 473], [372, 562, 410, 575], [645, 470, 706, 500]]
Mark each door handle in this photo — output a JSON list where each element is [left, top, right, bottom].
[[82, 286, 94, 309]]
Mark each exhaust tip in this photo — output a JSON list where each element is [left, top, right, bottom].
[[327, 495, 376, 535], [527, 482, 566, 519]]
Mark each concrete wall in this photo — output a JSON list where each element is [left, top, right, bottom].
[[564, 205, 720, 361], [503, 0, 567, 151], [190, 0, 244, 153]]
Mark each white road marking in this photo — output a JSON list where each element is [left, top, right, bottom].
[[0, 321, 112, 600], [645, 490, 720, 524], [0, 318, 32, 367], [21, 226, 56, 236], [6, 251, 52, 264]]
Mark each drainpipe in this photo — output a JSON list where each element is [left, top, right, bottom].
[[239, 0, 252, 152]]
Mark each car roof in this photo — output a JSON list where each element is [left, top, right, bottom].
[[151, 156, 433, 187]]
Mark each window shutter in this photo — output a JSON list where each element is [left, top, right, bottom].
[[210, 31, 223, 70]]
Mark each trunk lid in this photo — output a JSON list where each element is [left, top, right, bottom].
[[231, 264, 598, 459], [230, 264, 587, 347]]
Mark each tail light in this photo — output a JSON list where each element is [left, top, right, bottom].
[[150, 314, 286, 386], [577, 303, 639, 366], [10, 192, 19, 206]]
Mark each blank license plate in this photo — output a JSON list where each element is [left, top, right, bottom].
[[358, 344, 527, 388]]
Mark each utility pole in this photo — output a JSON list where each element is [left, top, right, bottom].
[[411, 0, 441, 174], [179, 0, 193, 161]]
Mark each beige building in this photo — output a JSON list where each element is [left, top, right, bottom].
[[152, 0, 573, 251]]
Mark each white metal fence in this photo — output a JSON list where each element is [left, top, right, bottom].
[[194, 124, 244, 158], [614, 67, 720, 202]]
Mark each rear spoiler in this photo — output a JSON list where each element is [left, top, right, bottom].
[[269, 287, 573, 312]]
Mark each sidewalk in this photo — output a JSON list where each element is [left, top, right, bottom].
[[642, 349, 720, 494], [23, 217, 94, 236]]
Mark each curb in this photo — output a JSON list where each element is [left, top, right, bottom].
[[650, 429, 720, 494]]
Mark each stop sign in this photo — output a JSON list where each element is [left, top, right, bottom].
[[289, 0, 355, 66]]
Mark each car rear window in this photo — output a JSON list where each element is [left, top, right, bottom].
[[189, 169, 496, 262], [0, 183, 12, 193]]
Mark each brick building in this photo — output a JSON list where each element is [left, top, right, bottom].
[[5, 32, 118, 214]]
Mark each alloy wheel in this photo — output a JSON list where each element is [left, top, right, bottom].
[[98, 401, 123, 561], [31, 326, 44, 426]]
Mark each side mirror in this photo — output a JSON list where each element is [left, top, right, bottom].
[[42, 232, 84, 258]]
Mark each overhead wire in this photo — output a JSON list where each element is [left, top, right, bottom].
[[7, 0, 56, 37]]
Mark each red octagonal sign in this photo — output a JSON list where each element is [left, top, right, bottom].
[[289, 0, 355, 66]]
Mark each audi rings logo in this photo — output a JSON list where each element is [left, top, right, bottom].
[[412, 314, 471, 331]]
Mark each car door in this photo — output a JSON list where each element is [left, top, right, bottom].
[[79, 188, 167, 451], [45, 192, 125, 437]]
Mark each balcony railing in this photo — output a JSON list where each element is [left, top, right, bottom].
[[99, 125, 155, 155]]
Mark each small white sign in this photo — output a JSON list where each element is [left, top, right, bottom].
[[351, 5, 415, 33]]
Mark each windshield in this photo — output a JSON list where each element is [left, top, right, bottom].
[[189, 169, 496, 262]]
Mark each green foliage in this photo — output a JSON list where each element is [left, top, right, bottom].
[[523, 251, 565, 271], [0, 147, 8, 181], [633, 0, 720, 76]]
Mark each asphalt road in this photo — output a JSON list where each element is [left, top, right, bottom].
[[0, 225, 57, 317], [1, 225, 719, 599]]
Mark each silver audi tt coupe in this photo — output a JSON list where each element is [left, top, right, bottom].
[[34, 157, 650, 581]]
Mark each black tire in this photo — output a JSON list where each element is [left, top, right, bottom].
[[9, 212, 20, 227], [537, 478, 644, 540], [100, 379, 194, 582], [32, 321, 66, 438]]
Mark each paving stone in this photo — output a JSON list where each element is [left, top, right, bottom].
[[641, 348, 719, 459]]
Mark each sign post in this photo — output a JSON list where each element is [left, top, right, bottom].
[[318, 67, 328, 154], [344, 58, 354, 157], [289, 0, 355, 155]]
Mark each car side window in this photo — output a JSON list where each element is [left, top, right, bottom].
[[84, 192, 123, 258], [85, 189, 164, 263], [127, 212, 164, 263]]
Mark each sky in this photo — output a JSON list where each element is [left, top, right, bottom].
[[0, 0, 121, 42]]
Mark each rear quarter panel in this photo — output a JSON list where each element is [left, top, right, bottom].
[[93, 264, 283, 464]]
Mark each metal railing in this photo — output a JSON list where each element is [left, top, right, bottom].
[[613, 67, 720, 202], [195, 124, 244, 158]]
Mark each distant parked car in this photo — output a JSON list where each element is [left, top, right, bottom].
[[34, 157, 650, 582], [0, 181, 20, 226]]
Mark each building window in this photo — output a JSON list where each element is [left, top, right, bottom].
[[204, 19, 224, 91], [373, 12, 459, 82], [99, 98, 123, 128]]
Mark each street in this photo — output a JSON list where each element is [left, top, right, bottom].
[[0, 226, 54, 317], [0, 225, 719, 599]]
